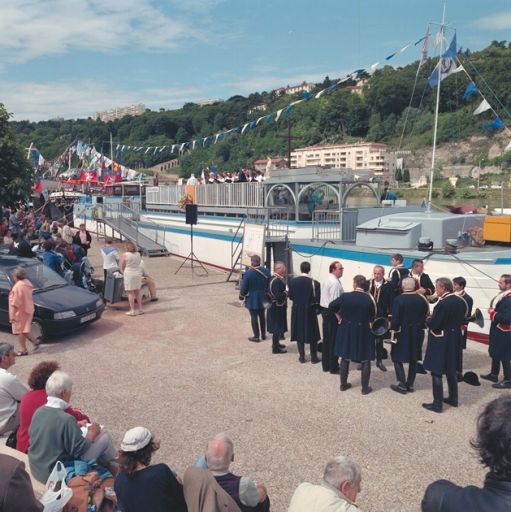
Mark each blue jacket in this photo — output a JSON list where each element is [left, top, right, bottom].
[[239, 266, 270, 310]]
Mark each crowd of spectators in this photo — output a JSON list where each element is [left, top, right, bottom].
[[1, 335, 511, 511], [179, 167, 267, 186]]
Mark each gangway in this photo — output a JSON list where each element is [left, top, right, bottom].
[[97, 203, 169, 257]]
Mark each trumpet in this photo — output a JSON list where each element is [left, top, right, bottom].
[[467, 308, 484, 328], [427, 293, 439, 304]]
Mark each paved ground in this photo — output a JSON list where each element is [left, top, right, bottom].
[[7, 241, 501, 511]]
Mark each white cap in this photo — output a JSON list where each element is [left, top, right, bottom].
[[120, 427, 152, 452]]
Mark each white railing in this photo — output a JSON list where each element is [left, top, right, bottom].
[[146, 182, 265, 208]]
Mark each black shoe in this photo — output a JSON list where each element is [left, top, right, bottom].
[[340, 383, 352, 391], [272, 348, 287, 354], [311, 356, 321, 364], [299, 355, 306, 363], [443, 398, 459, 407], [279, 343, 286, 349], [406, 385, 415, 393], [261, 335, 267, 341], [390, 384, 408, 395], [361, 386, 373, 395], [248, 336, 260, 343], [422, 402, 442, 413], [150, 297, 159, 302], [492, 380, 511, 389], [376, 361, 387, 372], [480, 373, 499, 383], [417, 363, 427, 375]]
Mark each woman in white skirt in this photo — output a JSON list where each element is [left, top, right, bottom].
[[120, 242, 143, 316]]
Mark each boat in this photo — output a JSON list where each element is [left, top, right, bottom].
[[73, 10, 510, 344]]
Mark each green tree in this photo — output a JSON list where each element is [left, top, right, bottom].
[[0, 104, 33, 206], [442, 181, 456, 198]]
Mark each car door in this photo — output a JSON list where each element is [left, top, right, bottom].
[[0, 270, 11, 326]]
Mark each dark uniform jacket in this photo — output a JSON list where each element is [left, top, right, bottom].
[[458, 290, 473, 350], [489, 292, 511, 361], [409, 271, 435, 296], [288, 275, 321, 344], [423, 293, 468, 375], [390, 292, 429, 363], [266, 274, 288, 335], [329, 289, 376, 361], [367, 279, 392, 318], [239, 266, 271, 310], [421, 475, 511, 512], [388, 265, 409, 299]]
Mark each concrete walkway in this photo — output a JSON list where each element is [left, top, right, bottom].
[[8, 242, 499, 511]]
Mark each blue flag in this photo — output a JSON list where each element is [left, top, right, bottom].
[[463, 82, 478, 100], [428, 34, 460, 88], [484, 117, 505, 131]]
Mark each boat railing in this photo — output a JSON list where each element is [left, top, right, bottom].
[[312, 209, 358, 242], [146, 182, 265, 208]]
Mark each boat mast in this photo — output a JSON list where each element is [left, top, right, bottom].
[[427, 2, 447, 212]]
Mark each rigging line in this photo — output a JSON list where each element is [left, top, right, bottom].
[[290, 240, 336, 258], [398, 66, 422, 151], [448, 252, 499, 283], [459, 54, 511, 122]]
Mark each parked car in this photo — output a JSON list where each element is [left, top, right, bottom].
[[0, 255, 105, 340]]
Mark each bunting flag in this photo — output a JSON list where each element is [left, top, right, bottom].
[[370, 62, 379, 75], [484, 118, 505, 131], [419, 29, 430, 67], [505, 140, 511, 152], [473, 99, 491, 115], [428, 34, 461, 87], [463, 82, 478, 100], [385, 52, 397, 61]]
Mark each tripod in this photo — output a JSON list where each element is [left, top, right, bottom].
[[175, 224, 208, 276]]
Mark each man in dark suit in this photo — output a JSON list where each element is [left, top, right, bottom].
[[368, 265, 392, 372], [72, 223, 92, 256], [408, 259, 435, 298], [389, 277, 429, 394], [482, 274, 511, 389], [329, 275, 377, 395], [422, 278, 468, 413], [266, 262, 288, 355], [453, 276, 473, 381], [289, 261, 321, 364], [239, 255, 271, 343], [421, 396, 511, 511], [388, 253, 409, 301]]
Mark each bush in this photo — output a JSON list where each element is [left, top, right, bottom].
[[442, 181, 456, 198]]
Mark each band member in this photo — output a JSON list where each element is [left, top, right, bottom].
[[320, 261, 344, 373], [239, 255, 271, 342], [388, 253, 409, 300], [368, 265, 392, 372], [329, 275, 376, 395], [389, 277, 429, 394], [408, 259, 435, 298], [289, 262, 321, 364], [481, 274, 511, 388], [453, 276, 473, 381], [266, 262, 288, 355], [422, 278, 468, 413]]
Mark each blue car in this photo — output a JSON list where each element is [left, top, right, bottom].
[[0, 255, 105, 340]]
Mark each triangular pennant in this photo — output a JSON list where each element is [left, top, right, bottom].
[[473, 99, 491, 115]]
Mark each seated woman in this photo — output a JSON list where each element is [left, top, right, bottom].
[[41, 240, 63, 274], [115, 427, 187, 512], [17, 361, 90, 453]]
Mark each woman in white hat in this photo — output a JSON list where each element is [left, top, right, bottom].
[[114, 427, 186, 512]]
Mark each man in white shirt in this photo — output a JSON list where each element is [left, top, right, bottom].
[[320, 261, 344, 374], [288, 455, 362, 512], [100, 238, 119, 281], [0, 343, 28, 435]]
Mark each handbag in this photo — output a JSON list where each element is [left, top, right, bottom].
[[5, 427, 17, 449], [63, 471, 116, 512], [40, 461, 73, 512]]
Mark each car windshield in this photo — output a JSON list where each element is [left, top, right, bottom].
[[12, 263, 67, 291]]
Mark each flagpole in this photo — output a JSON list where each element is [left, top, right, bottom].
[[427, 3, 446, 212]]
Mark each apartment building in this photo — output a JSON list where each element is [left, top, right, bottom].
[[290, 142, 396, 182], [92, 104, 145, 122]]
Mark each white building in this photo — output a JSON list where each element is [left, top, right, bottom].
[[275, 81, 314, 96], [92, 104, 145, 122], [290, 142, 396, 182]]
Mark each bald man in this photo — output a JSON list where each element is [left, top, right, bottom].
[[204, 433, 270, 511]]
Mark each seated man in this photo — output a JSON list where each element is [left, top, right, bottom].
[[421, 395, 511, 511], [0, 454, 43, 511], [0, 342, 28, 435], [204, 433, 270, 511], [28, 370, 117, 483], [288, 455, 362, 511]]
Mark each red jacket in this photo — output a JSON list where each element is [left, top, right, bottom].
[[16, 389, 90, 453]]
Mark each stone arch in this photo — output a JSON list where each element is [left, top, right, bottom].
[[341, 183, 379, 207]]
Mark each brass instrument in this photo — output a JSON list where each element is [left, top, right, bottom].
[[467, 308, 484, 328], [427, 293, 439, 304], [371, 317, 390, 337]]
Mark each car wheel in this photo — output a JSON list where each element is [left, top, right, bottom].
[[31, 320, 45, 343]]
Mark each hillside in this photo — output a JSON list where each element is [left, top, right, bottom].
[[9, 40, 511, 177]]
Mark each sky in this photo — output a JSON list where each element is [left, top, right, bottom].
[[0, 0, 510, 121]]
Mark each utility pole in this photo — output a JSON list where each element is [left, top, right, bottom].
[[276, 121, 302, 168]]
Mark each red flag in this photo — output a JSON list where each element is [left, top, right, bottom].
[[34, 180, 43, 193]]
